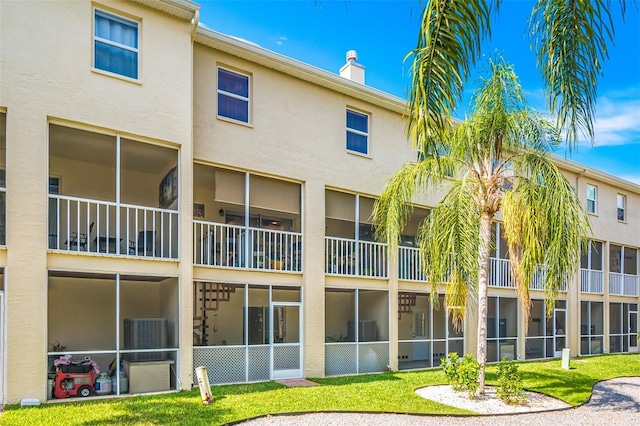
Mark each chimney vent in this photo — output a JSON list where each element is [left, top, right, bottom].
[[340, 50, 365, 84]]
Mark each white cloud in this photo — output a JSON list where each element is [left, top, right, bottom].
[[574, 95, 640, 147], [275, 36, 288, 46]]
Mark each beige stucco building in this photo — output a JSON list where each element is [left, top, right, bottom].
[[0, 0, 638, 405]]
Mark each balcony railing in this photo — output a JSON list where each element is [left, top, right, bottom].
[[48, 195, 178, 259], [193, 221, 302, 272], [325, 237, 388, 278], [529, 265, 568, 292], [398, 246, 426, 281], [580, 269, 604, 294], [609, 272, 639, 297], [489, 258, 514, 288]]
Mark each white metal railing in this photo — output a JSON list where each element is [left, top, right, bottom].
[[529, 266, 568, 292], [48, 195, 178, 259], [609, 272, 639, 296], [489, 258, 514, 288], [193, 221, 302, 272], [0, 187, 5, 246], [398, 246, 426, 281], [325, 237, 388, 278], [581, 268, 604, 294]]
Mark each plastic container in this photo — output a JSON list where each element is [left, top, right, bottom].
[[95, 373, 112, 395]]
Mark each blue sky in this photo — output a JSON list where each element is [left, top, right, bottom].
[[199, 0, 640, 184]]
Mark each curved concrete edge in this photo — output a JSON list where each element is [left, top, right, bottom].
[[225, 375, 640, 425]]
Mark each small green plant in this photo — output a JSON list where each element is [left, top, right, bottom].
[[457, 354, 480, 398], [441, 352, 480, 398], [441, 352, 462, 390], [496, 357, 526, 405]]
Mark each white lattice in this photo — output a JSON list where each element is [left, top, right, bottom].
[[248, 346, 270, 382], [325, 343, 357, 376], [358, 343, 389, 373], [273, 345, 300, 370], [193, 347, 246, 385]]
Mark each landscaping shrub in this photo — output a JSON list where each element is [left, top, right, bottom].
[[441, 352, 480, 398], [441, 352, 462, 390], [496, 357, 526, 405]]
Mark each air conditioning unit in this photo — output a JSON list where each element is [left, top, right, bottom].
[[124, 318, 168, 361]]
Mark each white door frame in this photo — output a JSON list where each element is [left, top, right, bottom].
[[554, 307, 567, 358], [270, 301, 302, 380], [629, 308, 638, 353]]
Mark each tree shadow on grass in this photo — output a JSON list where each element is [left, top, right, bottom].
[[310, 371, 403, 387]]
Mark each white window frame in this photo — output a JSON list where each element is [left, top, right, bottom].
[[93, 9, 140, 80], [586, 184, 597, 214], [617, 194, 626, 222], [346, 109, 369, 155], [217, 66, 251, 124]]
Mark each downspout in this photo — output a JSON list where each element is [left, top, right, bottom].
[[191, 9, 200, 40]]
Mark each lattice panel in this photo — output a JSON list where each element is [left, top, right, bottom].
[[193, 347, 246, 385], [248, 346, 270, 382], [325, 343, 357, 376], [273, 345, 300, 370], [358, 343, 389, 373]]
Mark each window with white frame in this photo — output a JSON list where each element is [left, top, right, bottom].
[[346, 109, 369, 154], [617, 194, 626, 221], [586, 184, 597, 214], [94, 9, 139, 79], [217, 67, 250, 123]]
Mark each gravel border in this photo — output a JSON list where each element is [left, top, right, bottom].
[[237, 376, 640, 425]]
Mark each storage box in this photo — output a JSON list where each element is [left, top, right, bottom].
[[124, 359, 174, 394]]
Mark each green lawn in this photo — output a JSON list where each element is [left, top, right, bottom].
[[2, 353, 639, 425]]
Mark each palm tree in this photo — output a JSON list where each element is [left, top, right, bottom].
[[373, 56, 591, 394], [408, 0, 628, 151]]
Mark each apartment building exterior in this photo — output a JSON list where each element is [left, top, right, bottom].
[[0, 0, 637, 405]]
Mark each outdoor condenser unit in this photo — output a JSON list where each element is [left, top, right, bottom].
[[124, 318, 168, 361]]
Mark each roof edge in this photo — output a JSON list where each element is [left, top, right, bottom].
[[195, 26, 408, 115], [551, 154, 640, 193], [132, 0, 199, 21]]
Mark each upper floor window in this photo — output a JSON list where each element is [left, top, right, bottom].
[[586, 184, 597, 214], [617, 194, 626, 221], [217, 67, 250, 123], [346, 109, 369, 155], [94, 10, 139, 79]]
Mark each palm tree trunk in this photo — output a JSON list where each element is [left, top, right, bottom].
[[477, 212, 492, 395]]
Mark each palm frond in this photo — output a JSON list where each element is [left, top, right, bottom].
[[504, 152, 592, 330], [529, 0, 618, 148], [417, 180, 481, 327], [373, 156, 457, 248], [406, 0, 496, 154]]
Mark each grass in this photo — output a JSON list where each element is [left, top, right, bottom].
[[1, 353, 638, 425]]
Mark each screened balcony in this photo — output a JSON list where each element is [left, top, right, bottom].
[[325, 191, 388, 278], [397, 207, 429, 282], [609, 245, 638, 297], [580, 240, 604, 294], [193, 165, 302, 272], [48, 125, 179, 259]]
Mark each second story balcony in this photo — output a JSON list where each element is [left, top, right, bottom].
[[194, 221, 302, 272], [192, 164, 302, 273], [325, 236, 388, 278], [48, 124, 179, 259]]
